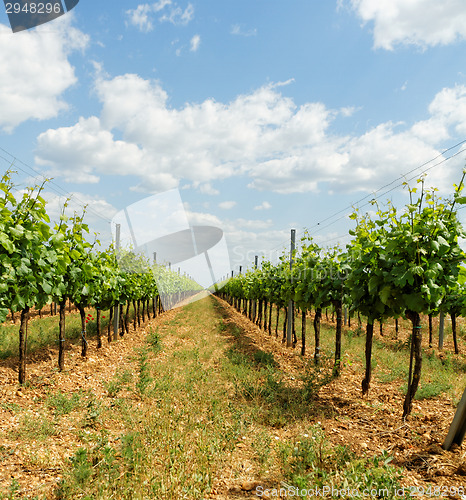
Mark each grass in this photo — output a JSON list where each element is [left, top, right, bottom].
[[257, 303, 466, 404], [53, 298, 349, 499], [55, 299, 249, 499], [0, 307, 113, 360], [278, 424, 402, 494], [11, 411, 58, 441], [0, 302, 147, 360], [46, 390, 84, 416]]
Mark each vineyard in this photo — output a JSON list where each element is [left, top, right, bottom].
[[0, 172, 466, 497], [0, 171, 201, 385], [218, 174, 466, 421]]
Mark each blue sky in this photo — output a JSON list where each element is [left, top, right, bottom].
[[2, 0, 466, 273]]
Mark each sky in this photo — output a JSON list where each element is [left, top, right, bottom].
[[2, 0, 466, 275]]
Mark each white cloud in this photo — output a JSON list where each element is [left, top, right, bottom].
[[199, 183, 220, 196], [254, 201, 272, 210], [43, 190, 117, 222], [34, 72, 466, 197], [35, 116, 146, 184], [231, 24, 257, 37], [127, 1, 194, 32], [153, 0, 173, 12], [126, 4, 154, 32], [0, 17, 89, 132], [347, 0, 466, 49], [190, 34, 200, 52], [160, 3, 194, 25], [219, 201, 236, 210]]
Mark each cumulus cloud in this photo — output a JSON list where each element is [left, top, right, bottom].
[[254, 201, 272, 210], [160, 2, 194, 25], [42, 189, 117, 222], [0, 17, 89, 132], [346, 0, 466, 49], [125, 4, 154, 32], [231, 24, 257, 37], [34, 72, 466, 197], [126, 1, 194, 32], [219, 201, 236, 210], [36, 116, 146, 184], [190, 34, 200, 52]]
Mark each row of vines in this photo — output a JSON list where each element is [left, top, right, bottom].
[[218, 174, 466, 418], [0, 171, 200, 384]]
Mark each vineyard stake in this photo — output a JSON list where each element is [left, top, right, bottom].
[[113, 224, 120, 341], [287, 229, 295, 348], [443, 386, 466, 450], [438, 310, 445, 350]]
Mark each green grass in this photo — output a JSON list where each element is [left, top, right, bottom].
[[46, 390, 84, 416], [278, 424, 402, 494], [259, 304, 466, 404], [0, 303, 148, 360], [56, 298, 248, 499], [0, 307, 113, 359]]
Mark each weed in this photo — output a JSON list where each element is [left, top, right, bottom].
[[0, 402, 21, 413], [0, 445, 15, 462], [301, 357, 335, 402], [400, 381, 452, 400], [12, 411, 57, 441], [352, 325, 364, 336], [82, 397, 101, 429], [104, 369, 133, 397], [253, 349, 277, 367], [225, 346, 249, 366], [260, 406, 287, 428], [7, 478, 21, 499], [121, 431, 144, 474], [279, 425, 402, 494], [146, 327, 162, 354], [46, 391, 82, 416], [217, 320, 227, 333], [231, 325, 242, 338], [135, 348, 153, 398], [68, 448, 92, 486], [253, 431, 272, 467]]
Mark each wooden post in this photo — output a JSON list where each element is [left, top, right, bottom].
[[439, 310, 445, 350], [113, 224, 120, 341], [443, 387, 466, 450], [287, 229, 295, 348]]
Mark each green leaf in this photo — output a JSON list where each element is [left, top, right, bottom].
[[9, 225, 24, 238], [402, 293, 424, 312], [368, 275, 379, 294], [437, 235, 450, 249], [379, 285, 391, 304], [0, 232, 14, 253]]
